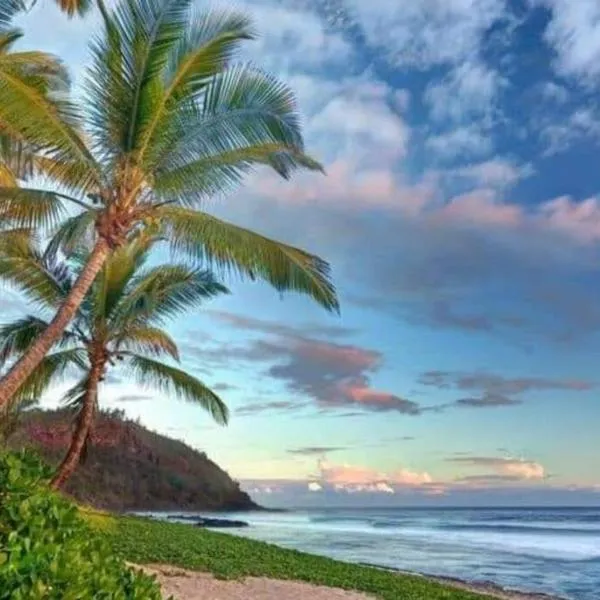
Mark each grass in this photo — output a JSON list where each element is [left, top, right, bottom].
[[97, 515, 495, 600]]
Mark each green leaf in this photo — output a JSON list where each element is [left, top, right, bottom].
[[159, 206, 339, 312], [127, 354, 229, 425]]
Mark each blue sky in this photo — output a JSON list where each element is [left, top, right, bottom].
[[9, 0, 600, 506]]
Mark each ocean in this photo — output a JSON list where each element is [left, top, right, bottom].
[[151, 507, 600, 600]]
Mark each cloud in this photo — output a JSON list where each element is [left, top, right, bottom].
[[212, 383, 237, 392], [315, 459, 432, 493], [287, 446, 346, 456], [420, 370, 594, 408], [347, 0, 510, 69], [425, 126, 493, 161], [540, 107, 600, 155], [448, 456, 546, 480], [539, 0, 600, 84], [208, 311, 356, 339], [425, 60, 504, 125], [448, 159, 534, 189], [213, 313, 423, 415], [235, 400, 307, 416]]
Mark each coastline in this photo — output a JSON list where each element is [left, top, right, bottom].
[[358, 563, 567, 600], [133, 514, 570, 600]]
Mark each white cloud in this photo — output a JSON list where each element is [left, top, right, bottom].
[[425, 126, 492, 161], [425, 60, 504, 124], [450, 159, 534, 188], [348, 0, 509, 69], [540, 0, 600, 84], [541, 107, 600, 155]]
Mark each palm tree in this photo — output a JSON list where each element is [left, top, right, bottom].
[[0, 0, 338, 406], [0, 230, 230, 487]]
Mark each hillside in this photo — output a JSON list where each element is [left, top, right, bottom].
[[9, 409, 259, 512]]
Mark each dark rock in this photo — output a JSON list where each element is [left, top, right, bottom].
[[195, 517, 249, 528]]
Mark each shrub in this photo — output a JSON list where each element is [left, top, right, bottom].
[[0, 450, 165, 599]]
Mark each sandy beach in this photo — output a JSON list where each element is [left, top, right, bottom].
[[135, 563, 566, 600], [135, 564, 376, 600]]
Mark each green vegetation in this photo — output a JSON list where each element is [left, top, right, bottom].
[[0, 450, 163, 599], [100, 515, 493, 600]]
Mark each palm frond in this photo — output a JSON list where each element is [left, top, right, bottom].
[[0, 315, 79, 364], [10, 348, 87, 406], [46, 208, 98, 257], [111, 263, 228, 327], [154, 142, 323, 204], [0, 135, 36, 183], [0, 50, 99, 190], [152, 63, 320, 203], [85, 0, 194, 159], [128, 354, 228, 424], [53, 0, 93, 18], [0, 187, 69, 229], [0, 229, 71, 309], [90, 235, 154, 323], [0, 2, 25, 28], [61, 377, 88, 409], [113, 325, 179, 360], [138, 8, 254, 165], [159, 206, 339, 312]]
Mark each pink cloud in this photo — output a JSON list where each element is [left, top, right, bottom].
[[538, 196, 600, 243], [438, 190, 523, 227], [317, 460, 432, 493]]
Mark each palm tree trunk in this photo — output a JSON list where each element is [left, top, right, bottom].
[[50, 361, 103, 490], [0, 238, 110, 407]]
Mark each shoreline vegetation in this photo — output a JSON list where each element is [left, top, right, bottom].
[[96, 512, 566, 600]]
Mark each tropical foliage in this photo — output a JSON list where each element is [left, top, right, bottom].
[[0, 231, 229, 487], [0, 449, 164, 599], [0, 0, 337, 405]]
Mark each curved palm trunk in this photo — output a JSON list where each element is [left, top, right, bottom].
[[50, 360, 104, 490], [0, 238, 110, 407]]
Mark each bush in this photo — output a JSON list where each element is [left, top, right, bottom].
[[0, 450, 164, 599]]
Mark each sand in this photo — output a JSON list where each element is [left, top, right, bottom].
[[133, 563, 565, 600], [135, 564, 376, 600]]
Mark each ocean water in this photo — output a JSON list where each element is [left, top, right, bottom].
[[152, 507, 600, 600]]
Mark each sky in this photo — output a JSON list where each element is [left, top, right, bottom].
[[8, 0, 600, 506]]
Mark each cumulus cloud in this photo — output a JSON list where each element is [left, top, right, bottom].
[[316, 459, 432, 493], [449, 456, 546, 481]]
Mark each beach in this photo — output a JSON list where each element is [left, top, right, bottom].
[[146, 507, 600, 600], [135, 563, 565, 600]]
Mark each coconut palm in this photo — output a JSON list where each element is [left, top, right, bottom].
[[0, 230, 230, 487], [0, 0, 338, 406]]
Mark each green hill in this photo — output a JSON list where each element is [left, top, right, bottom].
[[8, 408, 259, 512]]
